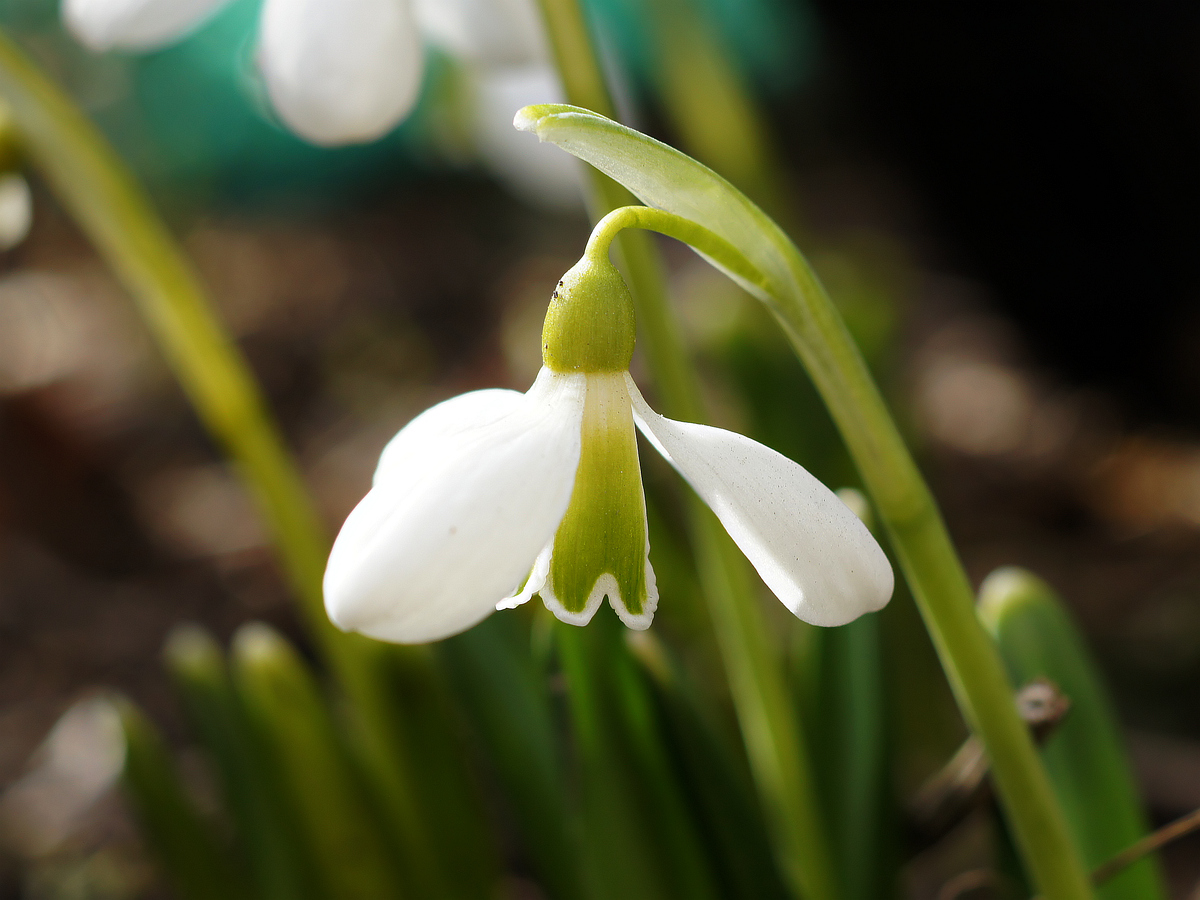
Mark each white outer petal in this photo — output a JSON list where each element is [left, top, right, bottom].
[[258, 0, 424, 146], [63, 0, 234, 51], [324, 368, 586, 643], [626, 376, 893, 626]]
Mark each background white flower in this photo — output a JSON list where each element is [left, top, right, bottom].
[[63, 0, 425, 146], [61, 0, 580, 204], [0, 174, 32, 251]]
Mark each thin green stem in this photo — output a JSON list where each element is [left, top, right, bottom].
[[774, 247, 1092, 900], [587, 204, 1095, 900], [0, 30, 454, 897], [535, 6, 840, 898]]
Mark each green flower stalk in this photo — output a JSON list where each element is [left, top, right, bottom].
[[512, 104, 1096, 900]]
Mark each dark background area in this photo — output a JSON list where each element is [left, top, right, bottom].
[[808, 0, 1200, 430]]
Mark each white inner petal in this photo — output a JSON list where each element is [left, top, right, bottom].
[[626, 375, 893, 626], [324, 368, 586, 643]]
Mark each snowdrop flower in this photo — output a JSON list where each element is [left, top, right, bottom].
[[324, 253, 894, 643], [62, 0, 424, 145]]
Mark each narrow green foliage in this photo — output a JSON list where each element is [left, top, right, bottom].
[[557, 613, 721, 900], [979, 569, 1168, 900], [115, 697, 247, 900], [810, 617, 894, 900], [0, 30, 329, 637], [628, 632, 789, 900], [364, 646, 500, 900], [164, 626, 322, 900], [230, 623, 407, 900], [646, 0, 781, 207], [439, 616, 588, 900]]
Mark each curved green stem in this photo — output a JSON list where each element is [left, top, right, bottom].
[[586, 203, 1095, 900], [534, 6, 840, 898]]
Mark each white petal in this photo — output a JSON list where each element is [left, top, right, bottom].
[[473, 65, 584, 211], [413, 0, 547, 66], [63, 0, 233, 51], [258, 0, 424, 146], [626, 376, 893, 626], [324, 368, 586, 643]]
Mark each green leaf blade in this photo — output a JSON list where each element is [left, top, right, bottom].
[[115, 696, 248, 900], [979, 568, 1168, 900]]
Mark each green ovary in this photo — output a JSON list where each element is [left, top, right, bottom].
[[545, 373, 651, 619]]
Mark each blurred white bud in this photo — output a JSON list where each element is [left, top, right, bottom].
[[414, 0, 547, 67], [63, 0, 234, 51], [0, 698, 125, 859], [0, 174, 31, 250], [473, 65, 583, 210], [259, 0, 426, 146]]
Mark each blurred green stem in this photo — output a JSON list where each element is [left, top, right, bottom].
[[584, 198, 1094, 899], [0, 30, 457, 896], [534, 5, 838, 899], [0, 30, 327, 637]]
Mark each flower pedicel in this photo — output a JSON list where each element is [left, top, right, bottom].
[[323, 250, 894, 643]]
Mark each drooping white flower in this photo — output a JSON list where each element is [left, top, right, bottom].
[[62, 0, 425, 146], [61, 0, 576, 203], [324, 254, 894, 644]]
